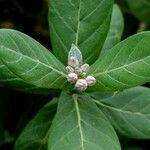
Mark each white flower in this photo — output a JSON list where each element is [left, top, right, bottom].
[[75, 67, 83, 75], [75, 79, 88, 91], [66, 49, 96, 92], [66, 66, 74, 73], [81, 64, 89, 72], [67, 73, 78, 83], [68, 56, 79, 68], [86, 76, 96, 86]]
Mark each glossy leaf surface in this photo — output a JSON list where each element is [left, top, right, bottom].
[[92, 87, 150, 139], [48, 0, 113, 64], [88, 32, 150, 91], [48, 92, 121, 150], [0, 29, 68, 93]]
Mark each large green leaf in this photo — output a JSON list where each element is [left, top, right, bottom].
[[15, 98, 57, 150], [48, 92, 121, 150], [0, 29, 68, 93], [87, 32, 150, 91], [48, 0, 113, 65], [126, 0, 150, 23], [101, 4, 124, 55], [92, 87, 150, 139]]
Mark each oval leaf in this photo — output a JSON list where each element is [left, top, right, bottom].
[[48, 92, 121, 150], [48, 0, 113, 64], [88, 32, 150, 91], [0, 29, 68, 93], [92, 87, 150, 139], [15, 98, 57, 150]]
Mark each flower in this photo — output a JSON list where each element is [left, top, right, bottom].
[[66, 66, 74, 73], [81, 64, 89, 72], [68, 56, 79, 68], [66, 49, 96, 92], [86, 76, 96, 86], [75, 79, 88, 91], [67, 73, 78, 83]]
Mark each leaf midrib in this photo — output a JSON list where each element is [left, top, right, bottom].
[[73, 94, 85, 150], [0, 46, 67, 78]]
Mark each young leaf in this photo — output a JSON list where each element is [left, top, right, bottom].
[[101, 4, 124, 55], [92, 86, 150, 139], [87, 31, 150, 91], [0, 29, 68, 93], [126, 0, 150, 23], [48, 92, 121, 150], [68, 44, 82, 66], [15, 98, 57, 150], [48, 0, 114, 64]]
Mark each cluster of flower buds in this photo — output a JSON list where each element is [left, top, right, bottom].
[[66, 56, 96, 92]]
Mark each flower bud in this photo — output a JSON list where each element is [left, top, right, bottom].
[[66, 66, 74, 73], [75, 79, 88, 91], [68, 56, 79, 68], [81, 64, 89, 72], [75, 67, 83, 75], [86, 76, 96, 86], [67, 73, 78, 83]]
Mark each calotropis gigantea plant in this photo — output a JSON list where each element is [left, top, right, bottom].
[[0, 0, 150, 149]]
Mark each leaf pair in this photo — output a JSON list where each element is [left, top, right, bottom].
[[15, 86, 150, 150], [15, 92, 121, 150], [0, 0, 150, 94], [0, 0, 116, 93]]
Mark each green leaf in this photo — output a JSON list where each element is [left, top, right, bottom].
[[101, 4, 124, 55], [15, 98, 57, 150], [92, 86, 150, 139], [68, 44, 83, 66], [0, 29, 68, 93], [87, 32, 150, 91], [48, 92, 121, 150], [126, 0, 150, 23], [48, 0, 114, 65]]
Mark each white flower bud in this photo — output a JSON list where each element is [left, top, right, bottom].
[[67, 73, 78, 83], [75, 79, 88, 91], [81, 64, 89, 72], [86, 76, 96, 86], [68, 56, 79, 67], [66, 66, 74, 73], [75, 67, 83, 75]]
